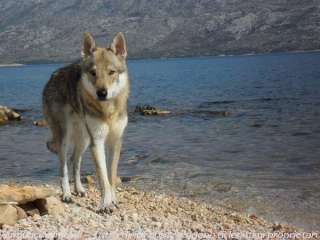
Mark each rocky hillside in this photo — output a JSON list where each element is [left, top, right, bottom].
[[0, 0, 319, 63]]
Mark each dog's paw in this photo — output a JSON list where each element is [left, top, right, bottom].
[[61, 194, 73, 203], [96, 204, 117, 215], [74, 187, 86, 197], [75, 191, 87, 197], [97, 188, 118, 214]]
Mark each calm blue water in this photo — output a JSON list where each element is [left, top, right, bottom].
[[0, 52, 320, 230]]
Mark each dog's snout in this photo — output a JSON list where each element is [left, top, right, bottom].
[[96, 89, 108, 101]]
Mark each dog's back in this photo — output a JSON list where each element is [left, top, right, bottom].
[[42, 63, 82, 153]]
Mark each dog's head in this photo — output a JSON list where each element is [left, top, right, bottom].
[[80, 32, 128, 101]]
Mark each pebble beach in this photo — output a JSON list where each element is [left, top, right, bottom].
[[1, 180, 317, 240]]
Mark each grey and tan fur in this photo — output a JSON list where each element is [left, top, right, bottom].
[[42, 32, 129, 212]]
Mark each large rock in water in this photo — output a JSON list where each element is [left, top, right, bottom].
[[134, 105, 171, 116], [0, 105, 21, 124]]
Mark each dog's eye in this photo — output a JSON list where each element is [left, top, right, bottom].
[[109, 70, 116, 75], [89, 69, 96, 77]]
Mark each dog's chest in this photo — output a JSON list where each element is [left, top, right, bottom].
[[85, 116, 109, 141]]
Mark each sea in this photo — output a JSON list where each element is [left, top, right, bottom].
[[0, 52, 319, 230]]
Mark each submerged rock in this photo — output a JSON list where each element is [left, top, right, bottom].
[[135, 105, 171, 116], [0, 105, 21, 124], [120, 176, 143, 183], [33, 119, 47, 127], [134, 105, 230, 119], [190, 110, 231, 117]]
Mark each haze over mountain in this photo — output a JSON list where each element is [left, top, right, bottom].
[[0, 0, 319, 63]]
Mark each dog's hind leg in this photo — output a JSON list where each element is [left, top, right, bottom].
[[47, 141, 58, 154], [59, 126, 72, 203], [45, 116, 61, 154], [72, 134, 90, 197]]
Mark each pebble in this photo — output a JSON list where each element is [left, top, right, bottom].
[[131, 213, 139, 222], [32, 214, 41, 221], [151, 216, 158, 222]]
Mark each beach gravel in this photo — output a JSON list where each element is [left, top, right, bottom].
[[0, 181, 316, 240]]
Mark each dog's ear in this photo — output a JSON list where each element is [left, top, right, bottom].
[[111, 32, 127, 59], [82, 32, 96, 58]]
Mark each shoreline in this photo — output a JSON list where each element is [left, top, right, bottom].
[[1, 181, 317, 240], [0, 64, 24, 68], [1, 49, 320, 66]]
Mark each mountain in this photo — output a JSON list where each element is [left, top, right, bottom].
[[0, 0, 319, 63]]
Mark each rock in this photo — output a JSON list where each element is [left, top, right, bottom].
[[0, 185, 60, 224], [120, 214, 128, 222], [26, 208, 40, 217], [191, 214, 198, 221], [191, 110, 231, 118], [0, 185, 58, 227], [190, 222, 205, 233], [131, 213, 139, 222], [0, 204, 19, 226], [85, 176, 95, 192], [249, 214, 258, 220], [272, 222, 282, 232], [32, 214, 41, 221], [143, 109, 171, 116], [134, 105, 171, 116], [151, 216, 158, 222], [33, 119, 47, 127], [0, 105, 21, 124], [120, 176, 143, 183], [14, 206, 28, 220], [152, 221, 162, 228], [0, 185, 55, 204], [135, 105, 157, 112], [44, 197, 65, 217], [1, 224, 14, 230], [85, 175, 122, 189]]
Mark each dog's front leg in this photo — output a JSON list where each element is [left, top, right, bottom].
[[90, 140, 115, 213], [86, 117, 115, 212], [107, 136, 122, 205], [107, 115, 128, 205]]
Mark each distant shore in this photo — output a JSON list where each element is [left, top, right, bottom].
[[0, 64, 24, 67], [1, 49, 320, 66]]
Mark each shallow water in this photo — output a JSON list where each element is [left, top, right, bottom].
[[0, 52, 320, 230]]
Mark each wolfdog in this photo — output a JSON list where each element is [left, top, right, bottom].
[[42, 32, 129, 213]]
